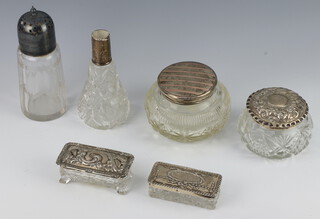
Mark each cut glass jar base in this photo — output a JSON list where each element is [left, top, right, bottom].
[[238, 110, 313, 159], [59, 167, 133, 195]]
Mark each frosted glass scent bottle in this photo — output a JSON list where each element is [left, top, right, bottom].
[[17, 7, 67, 121], [78, 30, 129, 129], [145, 61, 231, 142], [238, 87, 313, 159]]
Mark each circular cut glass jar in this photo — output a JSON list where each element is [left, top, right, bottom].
[[145, 61, 231, 142], [238, 87, 313, 159]]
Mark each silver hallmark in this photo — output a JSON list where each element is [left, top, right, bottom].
[[148, 162, 222, 209], [56, 142, 134, 194]]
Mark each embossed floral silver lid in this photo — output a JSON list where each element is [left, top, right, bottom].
[[246, 87, 309, 129], [56, 142, 134, 179], [157, 61, 217, 105]]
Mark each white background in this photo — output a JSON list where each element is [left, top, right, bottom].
[[0, 1, 319, 218]]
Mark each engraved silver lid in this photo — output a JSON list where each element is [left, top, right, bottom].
[[17, 7, 56, 56], [157, 61, 217, 105], [246, 87, 309, 129], [148, 162, 222, 198]]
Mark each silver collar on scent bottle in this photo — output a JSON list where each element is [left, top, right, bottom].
[[246, 87, 309, 129], [157, 61, 217, 105], [91, 29, 112, 66]]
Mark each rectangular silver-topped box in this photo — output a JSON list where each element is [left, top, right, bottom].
[[148, 162, 222, 209], [56, 142, 134, 194]]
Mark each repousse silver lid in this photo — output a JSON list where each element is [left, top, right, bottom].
[[56, 142, 134, 179], [246, 87, 309, 129], [157, 61, 217, 105], [17, 7, 56, 56]]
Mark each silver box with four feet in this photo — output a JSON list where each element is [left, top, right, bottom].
[[56, 142, 134, 194]]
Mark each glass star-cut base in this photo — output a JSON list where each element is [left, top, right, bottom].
[[238, 110, 313, 159]]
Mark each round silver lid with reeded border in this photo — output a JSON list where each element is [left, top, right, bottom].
[[157, 61, 217, 105], [246, 87, 309, 129]]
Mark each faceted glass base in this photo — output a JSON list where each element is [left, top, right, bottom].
[[149, 187, 220, 209], [23, 107, 66, 121], [59, 167, 133, 195], [238, 110, 313, 159], [17, 46, 67, 121], [145, 82, 231, 142], [78, 61, 130, 129]]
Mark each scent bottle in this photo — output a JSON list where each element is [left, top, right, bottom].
[[78, 29, 130, 129], [238, 87, 313, 159], [17, 7, 67, 121], [145, 61, 231, 142]]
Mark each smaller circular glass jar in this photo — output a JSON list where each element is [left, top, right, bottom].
[[238, 87, 313, 159], [145, 61, 231, 142]]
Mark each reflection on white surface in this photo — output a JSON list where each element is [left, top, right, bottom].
[[0, 0, 320, 219]]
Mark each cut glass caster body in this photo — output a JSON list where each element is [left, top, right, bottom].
[[17, 7, 67, 121]]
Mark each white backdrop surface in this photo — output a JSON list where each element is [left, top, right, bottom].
[[0, 1, 319, 218]]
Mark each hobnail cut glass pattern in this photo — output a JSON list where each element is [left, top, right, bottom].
[[149, 187, 219, 209], [59, 167, 132, 194], [78, 61, 130, 129], [17, 46, 67, 121], [145, 82, 231, 142], [238, 110, 313, 159]]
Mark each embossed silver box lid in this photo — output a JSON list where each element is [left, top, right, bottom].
[[148, 162, 222, 209], [56, 142, 134, 179]]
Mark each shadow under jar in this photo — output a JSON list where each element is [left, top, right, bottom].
[[238, 87, 313, 159], [145, 61, 231, 142]]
